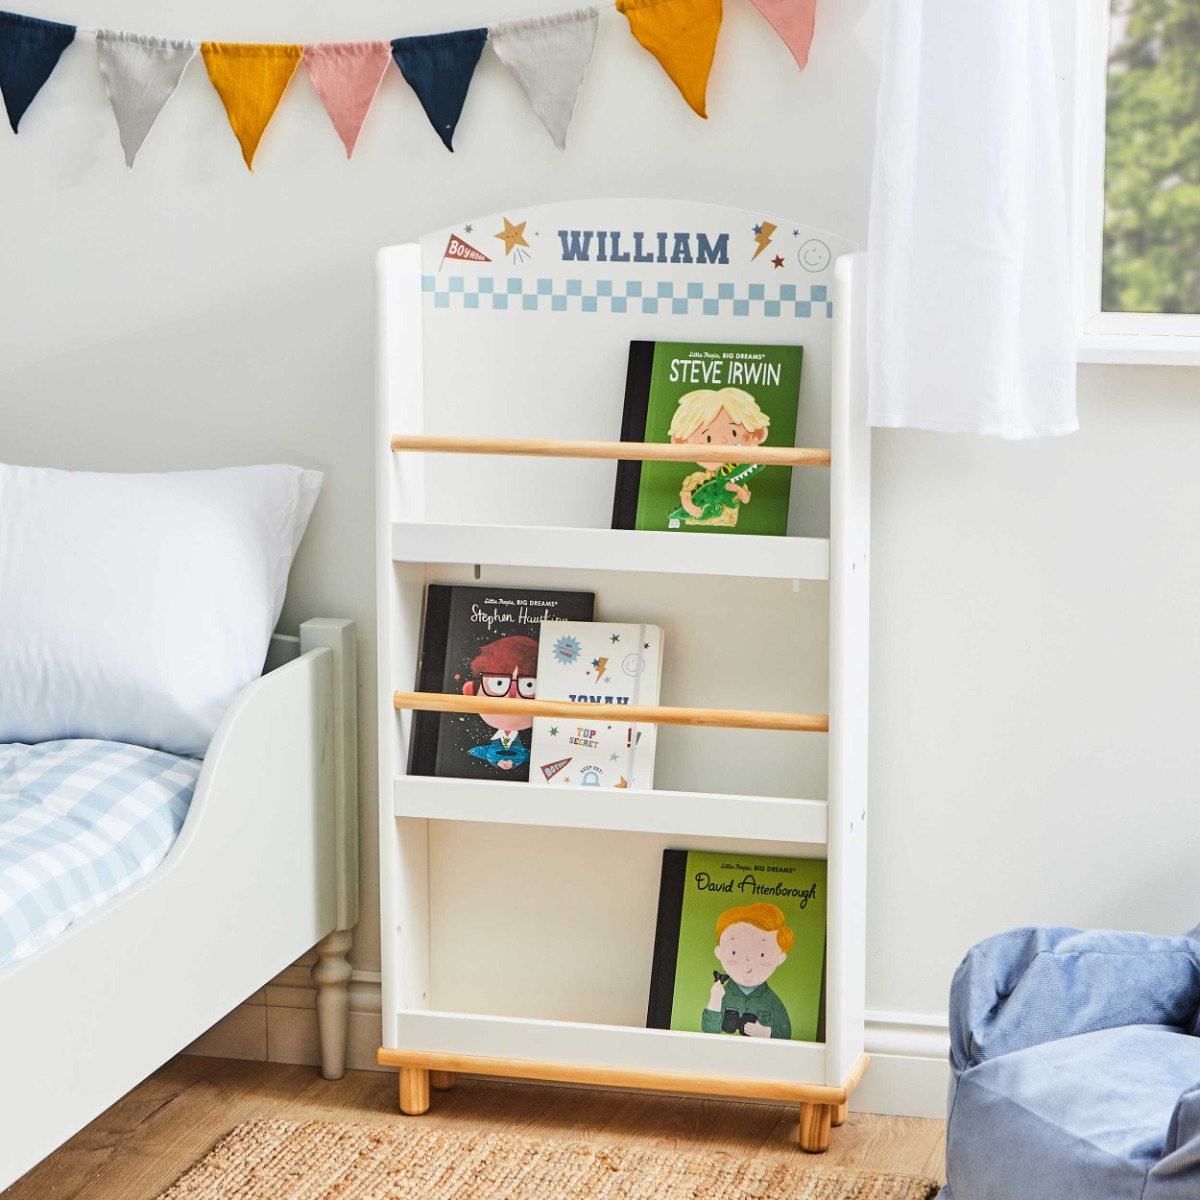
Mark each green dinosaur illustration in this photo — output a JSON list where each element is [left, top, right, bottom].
[[668, 462, 765, 524]]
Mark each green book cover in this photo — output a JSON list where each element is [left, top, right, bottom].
[[613, 341, 804, 537], [647, 850, 827, 1042]]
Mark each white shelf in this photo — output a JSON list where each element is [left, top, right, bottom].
[[391, 521, 829, 581], [393, 1008, 828, 1087], [393, 776, 828, 844]]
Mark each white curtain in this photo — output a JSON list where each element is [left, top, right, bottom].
[[868, 0, 1077, 438]]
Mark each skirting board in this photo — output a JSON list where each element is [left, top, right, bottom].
[[187, 975, 950, 1121]]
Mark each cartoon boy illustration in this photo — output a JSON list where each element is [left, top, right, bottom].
[[702, 902, 793, 1039], [461, 635, 538, 771], [667, 387, 771, 529]]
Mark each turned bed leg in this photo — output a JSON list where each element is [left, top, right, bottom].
[[430, 1071, 456, 1090], [312, 929, 353, 1080], [832, 1100, 849, 1127], [798, 1102, 833, 1153], [399, 1067, 431, 1114]]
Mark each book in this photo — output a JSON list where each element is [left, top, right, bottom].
[[410, 585, 595, 782], [647, 850, 827, 1042], [528, 620, 664, 790], [613, 341, 804, 536]]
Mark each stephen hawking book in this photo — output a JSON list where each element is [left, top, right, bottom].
[[528, 621, 664, 791], [647, 850, 827, 1042], [411, 585, 595, 782], [613, 341, 803, 537]]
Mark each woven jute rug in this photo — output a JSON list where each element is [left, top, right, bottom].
[[155, 1119, 941, 1200]]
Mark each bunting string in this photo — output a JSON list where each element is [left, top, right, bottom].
[[0, 0, 819, 169]]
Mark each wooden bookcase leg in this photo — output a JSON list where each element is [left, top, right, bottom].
[[398, 1067, 431, 1115], [798, 1102, 833, 1153], [430, 1070, 456, 1090], [832, 1100, 848, 1127]]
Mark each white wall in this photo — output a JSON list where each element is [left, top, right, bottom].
[[4, 0, 1197, 1117]]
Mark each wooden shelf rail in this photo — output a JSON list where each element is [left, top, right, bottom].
[[390, 434, 831, 468], [393, 690, 828, 733]]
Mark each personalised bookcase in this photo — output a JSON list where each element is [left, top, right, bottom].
[[375, 199, 870, 1152]]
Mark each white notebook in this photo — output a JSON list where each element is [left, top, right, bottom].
[[529, 621, 664, 791]]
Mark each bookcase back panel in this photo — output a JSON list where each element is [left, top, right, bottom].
[[413, 200, 856, 539], [427, 823, 826, 1031]]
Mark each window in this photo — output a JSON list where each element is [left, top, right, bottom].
[[1076, 0, 1200, 361]]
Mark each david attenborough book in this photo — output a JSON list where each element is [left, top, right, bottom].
[[528, 621, 664, 791], [647, 850, 827, 1042], [411, 585, 595, 782], [612, 341, 804, 537]]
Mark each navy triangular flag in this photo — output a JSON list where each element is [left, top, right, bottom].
[[390, 28, 486, 152], [0, 9, 75, 132]]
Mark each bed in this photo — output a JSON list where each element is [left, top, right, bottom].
[[0, 618, 359, 1190]]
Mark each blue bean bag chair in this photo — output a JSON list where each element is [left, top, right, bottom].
[[940, 925, 1200, 1200]]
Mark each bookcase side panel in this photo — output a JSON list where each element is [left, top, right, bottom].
[[825, 253, 871, 1086], [377, 245, 432, 1037]]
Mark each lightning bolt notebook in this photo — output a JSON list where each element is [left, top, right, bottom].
[[528, 621, 664, 791]]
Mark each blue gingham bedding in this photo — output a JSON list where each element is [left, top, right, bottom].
[[0, 739, 200, 969]]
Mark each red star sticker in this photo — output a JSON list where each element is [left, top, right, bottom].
[[771, 254, 785, 269]]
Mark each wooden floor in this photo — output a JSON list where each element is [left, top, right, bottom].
[[3, 1056, 946, 1199]]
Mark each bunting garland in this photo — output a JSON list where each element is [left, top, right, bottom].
[[490, 8, 598, 152], [747, 0, 818, 71], [390, 29, 487, 153], [0, 9, 73, 132], [202, 42, 302, 170], [95, 31, 195, 168], [616, 0, 722, 120], [303, 41, 391, 158], [0, 0, 820, 167]]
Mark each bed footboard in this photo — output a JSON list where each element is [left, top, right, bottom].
[[0, 618, 358, 1189]]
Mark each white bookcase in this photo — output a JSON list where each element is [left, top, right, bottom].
[[375, 200, 870, 1152]]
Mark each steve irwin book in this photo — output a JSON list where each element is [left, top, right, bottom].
[[613, 341, 803, 537], [410, 585, 595, 782], [647, 850, 827, 1042]]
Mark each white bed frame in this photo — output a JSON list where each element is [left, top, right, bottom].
[[0, 618, 359, 1191]]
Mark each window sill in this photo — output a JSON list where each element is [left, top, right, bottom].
[[1077, 335, 1200, 367]]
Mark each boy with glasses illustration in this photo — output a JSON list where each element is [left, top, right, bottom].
[[461, 634, 538, 770]]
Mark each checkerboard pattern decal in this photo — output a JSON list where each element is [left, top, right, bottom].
[[422, 276, 833, 318]]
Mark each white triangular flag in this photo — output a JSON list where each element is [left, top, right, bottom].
[[96, 30, 197, 168], [489, 7, 598, 151]]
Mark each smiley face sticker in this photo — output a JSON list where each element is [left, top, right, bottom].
[[621, 653, 645, 677], [797, 239, 831, 273]]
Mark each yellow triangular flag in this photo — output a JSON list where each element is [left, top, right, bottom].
[[201, 42, 302, 170], [616, 0, 722, 119]]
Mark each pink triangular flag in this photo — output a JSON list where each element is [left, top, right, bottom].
[[303, 41, 391, 157], [748, 0, 818, 70]]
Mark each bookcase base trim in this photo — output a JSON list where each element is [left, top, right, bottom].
[[375, 1047, 869, 1152]]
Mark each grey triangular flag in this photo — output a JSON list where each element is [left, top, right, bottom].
[[95, 30, 197, 168], [489, 7, 598, 151]]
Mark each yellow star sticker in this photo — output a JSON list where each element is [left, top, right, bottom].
[[495, 217, 529, 257]]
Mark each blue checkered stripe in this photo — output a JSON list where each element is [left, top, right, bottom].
[[0, 739, 200, 969], [423, 276, 833, 318]]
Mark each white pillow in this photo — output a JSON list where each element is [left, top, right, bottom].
[[0, 463, 322, 756]]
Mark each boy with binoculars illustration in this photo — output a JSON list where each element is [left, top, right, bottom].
[[701, 901, 794, 1039]]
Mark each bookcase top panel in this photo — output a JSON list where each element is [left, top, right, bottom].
[[415, 199, 857, 321]]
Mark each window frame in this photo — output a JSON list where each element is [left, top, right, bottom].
[[1074, 0, 1200, 364]]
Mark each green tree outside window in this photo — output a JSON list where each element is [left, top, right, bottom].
[[1103, 0, 1200, 314]]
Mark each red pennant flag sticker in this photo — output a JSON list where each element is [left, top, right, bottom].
[[443, 234, 491, 265], [540, 757, 572, 782]]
